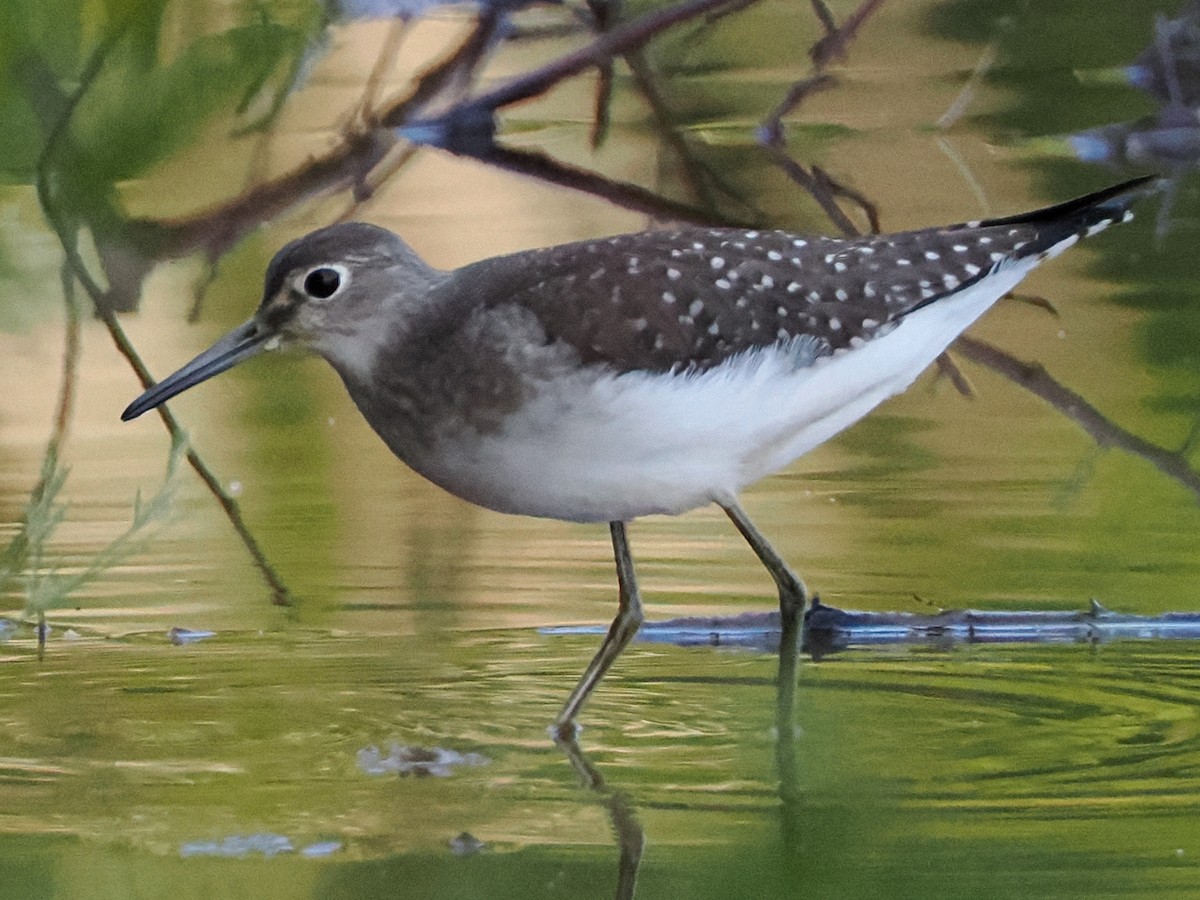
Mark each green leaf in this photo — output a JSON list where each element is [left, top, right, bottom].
[[65, 19, 308, 184]]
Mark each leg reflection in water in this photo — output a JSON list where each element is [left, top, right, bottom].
[[550, 597, 805, 899]]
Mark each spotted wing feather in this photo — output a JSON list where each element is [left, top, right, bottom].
[[448, 176, 1153, 376]]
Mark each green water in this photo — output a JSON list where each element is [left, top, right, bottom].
[[1, 0, 1199, 896]]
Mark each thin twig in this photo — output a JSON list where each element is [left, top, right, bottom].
[[47, 263, 81, 464], [759, 73, 880, 236], [810, 0, 887, 68], [478, 143, 739, 225], [933, 353, 974, 398], [358, 18, 411, 124], [624, 50, 748, 217], [584, 0, 619, 148], [935, 39, 999, 130], [395, 0, 763, 221], [13, 262, 83, 658], [105, 317, 295, 606], [127, 0, 748, 272], [439, 0, 752, 117], [147, 8, 509, 266], [810, 0, 837, 33], [812, 164, 880, 233], [761, 141, 863, 236], [585, 0, 757, 223], [34, 20, 294, 606], [756, 0, 888, 235], [381, 7, 513, 127], [954, 335, 1200, 500], [933, 135, 992, 215]]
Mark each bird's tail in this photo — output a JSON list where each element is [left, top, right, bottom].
[[969, 174, 1159, 258]]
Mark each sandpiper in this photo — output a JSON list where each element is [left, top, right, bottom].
[[123, 175, 1153, 731]]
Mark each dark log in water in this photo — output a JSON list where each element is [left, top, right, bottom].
[[542, 600, 1200, 657]]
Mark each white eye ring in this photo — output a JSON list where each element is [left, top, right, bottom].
[[299, 263, 351, 300]]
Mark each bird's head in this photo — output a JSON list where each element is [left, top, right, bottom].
[[122, 222, 442, 421]]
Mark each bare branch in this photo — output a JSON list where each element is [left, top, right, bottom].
[[810, 0, 888, 69], [35, 19, 295, 606], [477, 144, 741, 226], [954, 335, 1200, 501]]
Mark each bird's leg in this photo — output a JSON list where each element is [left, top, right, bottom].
[[719, 498, 806, 726], [554, 521, 645, 737], [719, 498, 808, 619]]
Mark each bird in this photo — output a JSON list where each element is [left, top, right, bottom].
[[122, 175, 1153, 734]]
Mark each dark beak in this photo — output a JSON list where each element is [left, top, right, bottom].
[[121, 318, 272, 421]]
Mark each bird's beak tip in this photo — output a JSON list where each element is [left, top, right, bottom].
[[118, 318, 270, 424]]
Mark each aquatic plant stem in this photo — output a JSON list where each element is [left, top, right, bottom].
[[33, 20, 294, 607]]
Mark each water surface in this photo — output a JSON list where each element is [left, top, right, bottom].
[[1, 0, 1199, 896]]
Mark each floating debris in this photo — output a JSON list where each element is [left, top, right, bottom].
[[180, 833, 294, 858], [357, 743, 490, 777], [449, 832, 486, 856], [300, 840, 344, 858], [168, 627, 217, 646], [178, 833, 342, 859]]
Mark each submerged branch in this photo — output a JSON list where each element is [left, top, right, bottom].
[[543, 599, 1200, 658]]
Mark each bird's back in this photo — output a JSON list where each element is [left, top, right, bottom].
[[446, 176, 1153, 379]]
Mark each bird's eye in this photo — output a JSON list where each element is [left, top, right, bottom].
[[302, 266, 344, 299]]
